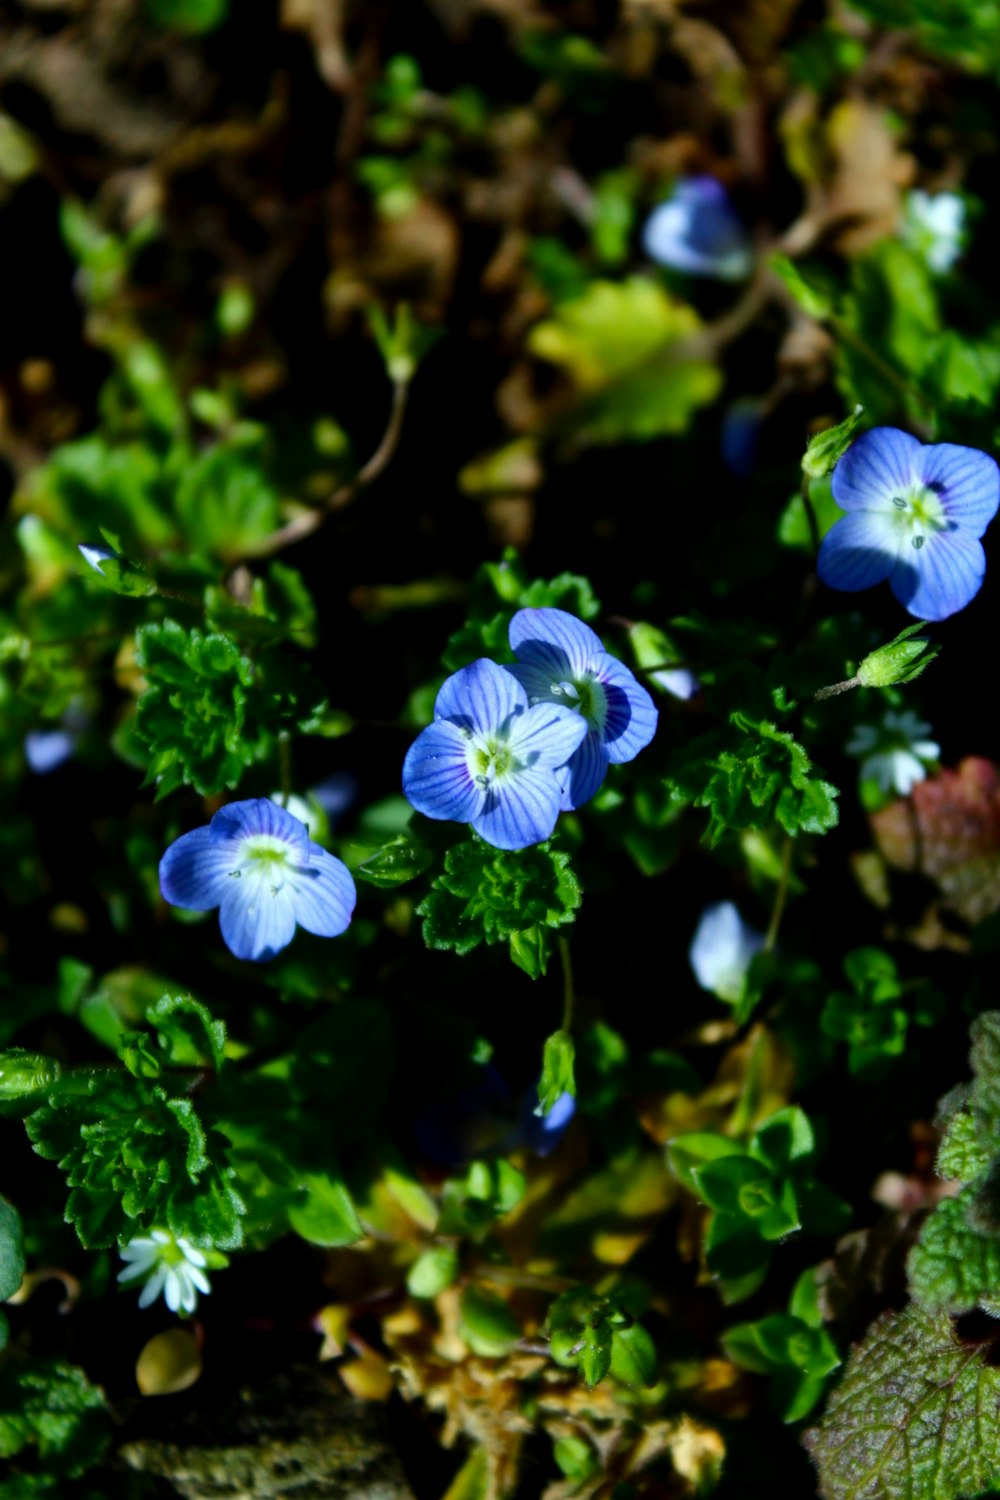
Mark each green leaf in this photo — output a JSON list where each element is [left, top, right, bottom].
[[937, 1105, 991, 1183], [458, 1286, 520, 1358], [418, 837, 582, 958], [751, 1107, 815, 1175], [356, 832, 436, 889], [508, 923, 552, 978], [609, 1322, 657, 1387], [970, 1013, 1000, 1157], [804, 1303, 1000, 1500], [175, 444, 282, 558], [0, 1197, 25, 1302], [907, 1190, 1000, 1316], [0, 1050, 61, 1104], [527, 277, 722, 444], [538, 1030, 576, 1115], [288, 1168, 364, 1248], [407, 1246, 459, 1299], [667, 1132, 743, 1195], [663, 711, 839, 846], [770, 254, 835, 320], [145, 994, 226, 1073], [24, 1069, 243, 1249], [0, 1356, 109, 1477]]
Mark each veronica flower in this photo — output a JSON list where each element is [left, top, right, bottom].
[[817, 428, 1000, 621], [402, 658, 588, 850], [118, 1230, 211, 1315], [847, 710, 939, 797], [159, 798, 356, 962], [506, 608, 658, 810], [642, 176, 753, 282], [689, 902, 764, 1004]]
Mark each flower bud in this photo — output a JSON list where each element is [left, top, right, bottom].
[[856, 622, 940, 688]]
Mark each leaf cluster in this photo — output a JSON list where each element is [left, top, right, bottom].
[[546, 1285, 657, 1389], [134, 619, 326, 798], [663, 709, 839, 847], [418, 836, 582, 978], [669, 1107, 848, 1302]]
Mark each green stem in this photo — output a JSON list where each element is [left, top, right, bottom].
[[764, 835, 794, 953], [558, 936, 575, 1033], [278, 733, 292, 809]]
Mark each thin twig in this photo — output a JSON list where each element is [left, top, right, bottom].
[[243, 377, 411, 558]]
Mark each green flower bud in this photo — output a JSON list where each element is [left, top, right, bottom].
[[0, 1049, 60, 1100], [857, 622, 940, 688], [802, 407, 865, 479]]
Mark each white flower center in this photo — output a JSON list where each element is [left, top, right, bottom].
[[231, 834, 294, 897], [466, 733, 517, 790], [888, 486, 947, 551], [548, 674, 606, 733]]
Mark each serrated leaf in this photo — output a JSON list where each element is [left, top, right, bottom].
[[971, 1013, 1000, 1157], [907, 1190, 1000, 1316], [804, 1304, 1000, 1500], [145, 994, 226, 1074], [937, 1105, 992, 1183], [0, 1356, 109, 1477], [418, 837, 582, 958]]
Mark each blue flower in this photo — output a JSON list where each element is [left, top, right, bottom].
[[506, 608, 658, 810], [159, 798, 356, 962], [403, 658, 588, 850], [818, 427, 1000, 621], [642, 176, 753, 282], [689, 902, 764, 1004]]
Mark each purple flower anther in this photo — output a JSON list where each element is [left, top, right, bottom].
[[506, 608, 658, 811], [642, 176, 753, 282], [159, 798, 356, 963], [402, 658, 589, 850], [818, 428, 1000, 621]]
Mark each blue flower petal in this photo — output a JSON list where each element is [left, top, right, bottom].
[[558, 730, 609, 811], [160, 827, 239, 911], [890, 528, 986, 620], [505, 659, 559, 708], [817, 510, 904, 592], [506, 700, 588, 771], [508, 608, 603, 679], [592, 654, 658, 763], [24, 729, 76, 775], [831, 427, 921, 511], [473, 768, 562, 850], [289, 845, 357, 937], [433, 658, 525, 737], [403, 719, 485, 823], [919, 443, 1000, 537], [210, 797, 309, 855], [219, 873, 298, 962], [642, 178, 752, 281]]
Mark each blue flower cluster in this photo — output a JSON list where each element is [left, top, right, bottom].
[[403, 608, 658, 851], [818, 427, 1000, 621]]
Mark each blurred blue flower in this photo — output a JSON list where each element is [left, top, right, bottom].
[[818, 427, 1000, 621], [642, 176, 753, 281], [159, 797, 356, 962], [519, 1089, 576, 1157], [507, 608, 658, 810], [402, 658, 587, 850], [721, 397, 762, 478], [78, 542, 119, 574], [24, 728, 77, 774], [689, 901, 764, 1004]]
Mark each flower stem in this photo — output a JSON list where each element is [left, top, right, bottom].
[[814, 675, 861, 700], [764, 835, 794, 952], [558, 936, 575, 1033]]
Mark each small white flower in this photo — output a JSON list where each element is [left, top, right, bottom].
[[650, 667, 699, 701], [902, 190, 966, 274], [118, 1229, 212, 1315], [689, 902, 764, 1004], [846, 709, 939, 797]]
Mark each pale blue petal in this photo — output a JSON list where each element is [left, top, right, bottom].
[[591, 654, 658, 763], [137, 1266, 166, 1309], [509, 608, 603, 679], [210, 797, 309, 857], [219, 875, 298, 962], [831, 427, 921, 511], [890, 529, 986, 620], [642, 178, 752, 281], [434, 659, 525, 736], [505, 660, 561, 708], [288, 845, 356, 937], [403, 720, 484, 823], [160, 827, 238, 911], [918, 443, 1000, 537], [24, 729, 76, 774], [473, 769, 562, 850], [506, 701, 588, 771], [651, 668, 699, 700], [558, 731, 609, 811], [817, 510, 904, 593]]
